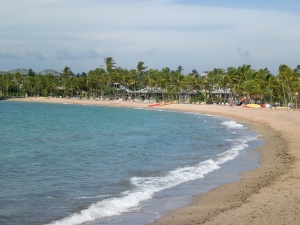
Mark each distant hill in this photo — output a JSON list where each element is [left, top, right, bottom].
[[0, 68, 61, 76], [7, 68, 30, 76], [38, 69, 61, 76]]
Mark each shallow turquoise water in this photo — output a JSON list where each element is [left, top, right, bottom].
[[0, 101, 260, 225]]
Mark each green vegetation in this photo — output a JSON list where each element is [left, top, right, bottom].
[[1, 59, 300, 106]]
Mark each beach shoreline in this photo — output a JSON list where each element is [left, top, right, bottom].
[[7, 97, 300, 224]]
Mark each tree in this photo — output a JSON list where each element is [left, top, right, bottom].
[[2, 73, 13, 96], [13, 72, 22, 96], [44, 74, 56, 97], [176, 65, 184, 74], [241, 80, 260, 101], [237, 64, 254, 81], [1, 60, 299, 104], [191, 69, 199, 78], [225, 67, 239, 100], [28, 68, 35, 77], [104, 57, 116, 73], [278, 64, 298, 106], [171, 69, 184, 102], [61, 66, 74, 97], [136, 61, 148, 99], [104, 57, 116, 98], [255, 68, 274, 102], [34, 74, 44, 97], [235, 65, 258, 101]]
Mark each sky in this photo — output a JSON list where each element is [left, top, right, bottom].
[[1, 0, 300, 75]]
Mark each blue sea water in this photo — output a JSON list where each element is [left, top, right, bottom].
[[0, 101, 261, 225]]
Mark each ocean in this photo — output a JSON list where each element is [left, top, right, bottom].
[[0, 101, 261, 225]]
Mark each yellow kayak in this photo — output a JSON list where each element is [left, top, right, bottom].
[[160, 102, 175, 106], [246, 104, 261, 108]]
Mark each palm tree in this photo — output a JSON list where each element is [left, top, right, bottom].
[[166, 68, 185, 102], [68, 76, 80, 98], [204, 70, 216, 103], [136, 61, 147, 99], [279, 64, 300, 106], [237, 64, 254, 81], [176, 65, 184, 74], [191, 69, 199, 78], [28, 68, 35, 77], [241, 80, 260, 101], [87, 69, 97, 99], [104, 57, 116, 98], [255, 68, 274, 102], [127, 69, 137, 99], [95, 68, 107, 98], [210, 68, 226, 103], [225, 67, 239, 100], [3, 72, 13, 96], [61, 66, 74, 98], [278, 64, 295, 106], [219, 70, 232, 103], [112, 67, 123, 99], [160, 67, 171, 101], [145, 69, 157, 100], [184, 74, 200, 103], [235, 65, 257, 101], [44, 74, 56, 97], [34, 74, 44, 97], [21, 76, 31, 97], [104, 57, 116, 73], [116, 68, 130, 100], [13, 72, 22, 96]]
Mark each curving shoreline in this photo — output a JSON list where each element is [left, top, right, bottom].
[[7, 97, 300, 224]]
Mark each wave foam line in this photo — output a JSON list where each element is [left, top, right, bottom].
[[221, 120, 244, 129], [47, 136, 256, 225], [46, 160, 220, 225], [74, 195, 111, 200]]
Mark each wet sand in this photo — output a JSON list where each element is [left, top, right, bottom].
[[8, 97, 300, 224]]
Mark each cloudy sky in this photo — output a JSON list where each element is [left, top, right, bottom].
[[1, 0, 300, 75]]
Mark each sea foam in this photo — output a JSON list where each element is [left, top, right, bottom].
[[221, 120, 244, 129], [47, 138, 252, 225], [1, 102, 260, 225]]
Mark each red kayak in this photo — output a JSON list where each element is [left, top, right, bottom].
[[148, 103, 160, 107]]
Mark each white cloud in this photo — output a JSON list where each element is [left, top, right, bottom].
[[0, 0, 299, 74]]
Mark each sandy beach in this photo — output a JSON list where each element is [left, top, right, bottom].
[[7, 97, 300, 225]]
